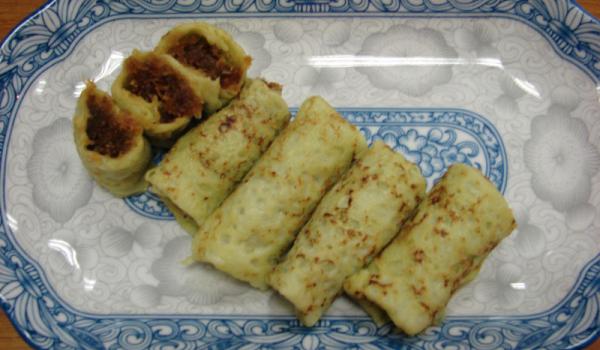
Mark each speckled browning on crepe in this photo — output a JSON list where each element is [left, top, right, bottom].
[[145, 79, 290, 230], [344, 164, 516, 335], [72, 82, 152, 197], [192, 96, 368, 290], [269, 141, 426, 326]]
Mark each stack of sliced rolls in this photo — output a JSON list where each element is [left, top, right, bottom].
[[73, 21, 516, 336]]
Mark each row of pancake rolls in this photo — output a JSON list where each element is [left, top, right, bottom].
[[73, 21, 516, 336]]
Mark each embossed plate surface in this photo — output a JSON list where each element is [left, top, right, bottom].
[[1, 1, 599, 349]]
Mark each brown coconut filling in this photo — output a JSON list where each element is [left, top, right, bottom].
[[167, 33, 242, 89], [85, 92, 137, 158], [124, 54, 203, 123]]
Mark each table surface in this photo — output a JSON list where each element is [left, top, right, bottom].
[[1, 0, 599, 349]]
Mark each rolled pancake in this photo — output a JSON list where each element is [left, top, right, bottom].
[[155, 22, 251, 112], [112, 50, 205, 145], [269, 141, 426, 326], [192, 96, 368, 290], [73, 82, 151, 197], [145, 79, 290, 233], [344, 163, 516, 335]]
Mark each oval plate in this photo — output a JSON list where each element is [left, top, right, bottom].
[[1, 1, 599, 349]]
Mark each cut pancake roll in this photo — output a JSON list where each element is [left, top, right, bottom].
[[72, 82, 151, 197], [192, 96, 368, 290], [145, 79, 290, 234], [111, 50, 206, 146], [268, 141, 427, 326], [155, 22, 251, 112], [343, 163, 517, 335]]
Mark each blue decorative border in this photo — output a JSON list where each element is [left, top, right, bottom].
[[0, 0, 599, 349], [342, 108, 508, 193], [124, 190, 174, 220], [1, 224, 598, 349]]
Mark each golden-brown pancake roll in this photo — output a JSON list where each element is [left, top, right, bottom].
[[269, 141, 426, 326], [344, 164, 516, 335], [192, 96, 368, 290], [145, 79, 290, 234]]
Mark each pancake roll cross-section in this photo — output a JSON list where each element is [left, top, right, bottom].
[[145, 79, 290, 234], [72, 82, 152, 197], [269, 141, 427, 326], [192, 96, 368, 290], [111, 50, 206, 145], [344, 163, 517, 335], [155, 22, 251, 113]]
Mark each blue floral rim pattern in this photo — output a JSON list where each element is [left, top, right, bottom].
[[0, 223, 598, 349], [124, 191, 174, 220], [345, 108, 507, 193], [0, 0, 599, 349]]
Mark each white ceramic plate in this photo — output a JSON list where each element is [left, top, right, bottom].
[[1, 1, 599, 348]]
